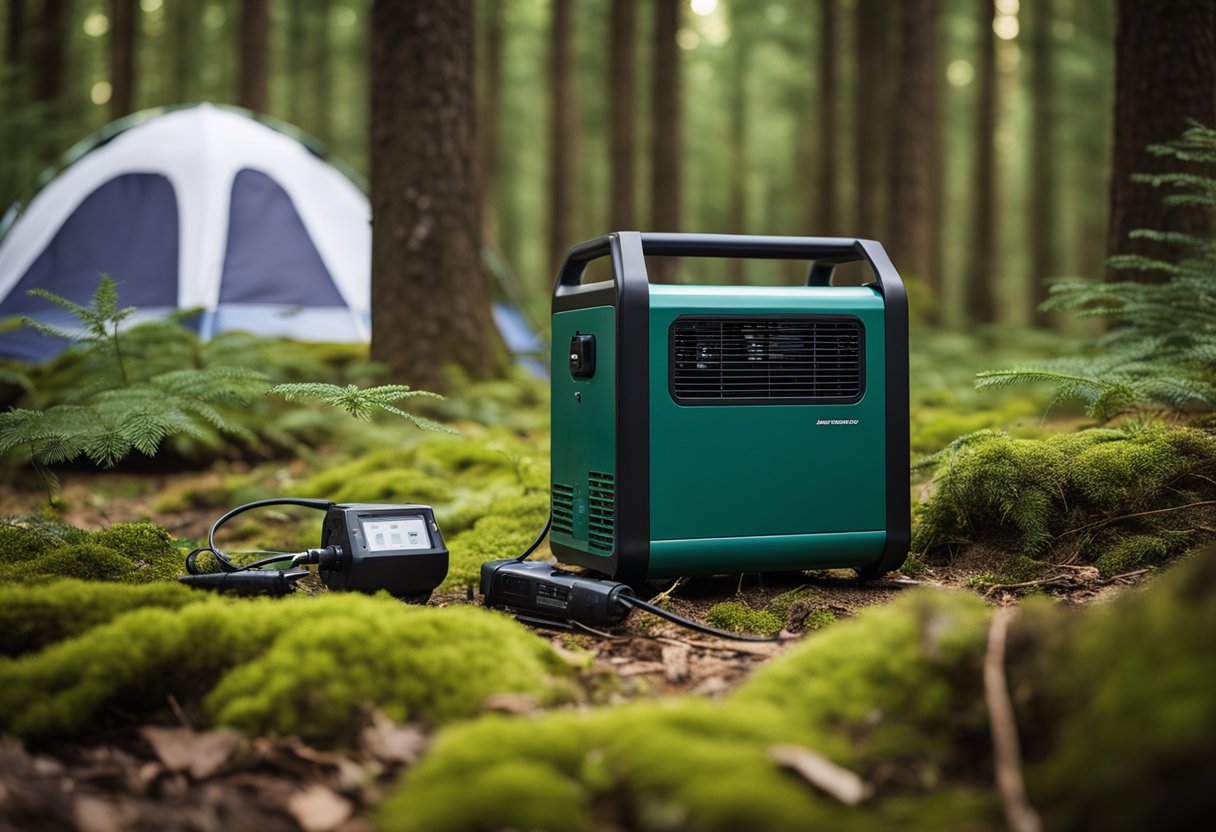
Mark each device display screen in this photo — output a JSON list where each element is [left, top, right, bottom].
[[362, 516, 430, 552]]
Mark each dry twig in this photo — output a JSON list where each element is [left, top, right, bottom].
[[984, 607, 1042, 832]]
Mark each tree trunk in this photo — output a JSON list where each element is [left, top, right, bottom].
[[726, 17, 750, 280], [237, 0, 270, 113], [314, 0, 334, 144], [854, 0, 891, 240], [109, 0, 138, 119], [370, 0, 503, 389], [966, 0, 998, 325], [1028, 0, 1057, 325], [609, 0, 637, 231], [286, 0, 305, 125], [1107, 0, 1216, 280], [887, 0, 937, 287], [649, 0, 682, 282], [5, 0, 25, 72], [169, 0, 198, 103], [32, 0, 65, 106], [480, 0, 505, 247], [547, 0, 577, 282], [815, 0, 838, 236]]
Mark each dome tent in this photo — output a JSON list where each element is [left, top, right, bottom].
[[0, 103, 544, 368]]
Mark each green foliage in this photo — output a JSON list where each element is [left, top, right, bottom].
[[913, 425, 1216, 563], [980, 124, 1216, 420], [383, 554, 1216, 831], [1, 276, 267, 468], [705, 602, 784, 636], [0, 590, 575, 742], [268, 382, 452, 433], [0, 518, 182, 584], [0, 579, 196, 656]]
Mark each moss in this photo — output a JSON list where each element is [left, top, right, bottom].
[[1028, 551, 1216, 830], [0, 520, 183, 583], [0, 517, 87, 565], [1092, 534, 1171, 577], [705, 602, 784, 636], [914, 426, 1216, 566], [381, 589, 999, 832], [442, 492, 551, 589], [801, 609, 837, 631], [0, 591, 575, 742], [0, 579, 196, 656], [766, 587, 819, 621], [381, 552, 1216, 830]]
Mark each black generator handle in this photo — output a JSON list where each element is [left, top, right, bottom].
[[553, 232, 905, 302]]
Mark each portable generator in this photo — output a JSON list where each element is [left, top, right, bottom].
[[549, 232, 909, 585]]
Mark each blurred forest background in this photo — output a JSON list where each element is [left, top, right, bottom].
[[3, 0, 1194, 330]]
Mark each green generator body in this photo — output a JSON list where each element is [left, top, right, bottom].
[[550, 232, 909, 585]]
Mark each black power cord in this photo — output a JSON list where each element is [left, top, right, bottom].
[[618, 596, 781, 643], [185, 497, 336, 575]]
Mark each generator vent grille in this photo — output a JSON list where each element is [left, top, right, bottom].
[[671, 316, 864, 404], [551, 483, 574, 536], [587, 471, 615, 552]]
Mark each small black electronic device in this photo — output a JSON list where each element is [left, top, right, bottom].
[[319, 503, 447, 602], [480, 559, 634, 628], [181, 499, 448, 603]]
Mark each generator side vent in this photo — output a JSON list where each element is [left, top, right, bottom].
[[587, 471, 615, 552], [670, 315, 864, 404], [551, 483, 574, 537]]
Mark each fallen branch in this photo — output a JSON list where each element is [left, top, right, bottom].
[[1060, 500, 1216, 537], [983, 574, 1074, 596], [983, 607, 1042, 832]]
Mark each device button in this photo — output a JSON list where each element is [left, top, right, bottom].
[[569, 334, 596, 378]]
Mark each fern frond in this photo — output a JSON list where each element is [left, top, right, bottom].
[[267, 382, 451, 431]]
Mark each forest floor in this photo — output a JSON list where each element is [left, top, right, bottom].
[[0, 411, 1176, 832]]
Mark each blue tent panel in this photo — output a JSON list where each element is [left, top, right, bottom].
[[219, 168, 346, 306], [0, 172, 179, 361]]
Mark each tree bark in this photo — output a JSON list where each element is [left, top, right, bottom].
[[480, 0, 505, 247], [169, 0, 198, 103], [237, 0, 270, 113], [609, 0, 637, 231], [726, 18, 751, 280], [649, 0, 682, 282], [370, 0, 503, 389], [5, 0, 25, 72], [314, 0, 334, 144], [815, 0, 838, 236], [854, 0, 891, 240], [1027, 0, 1057, 325], [547, 0, 577, 282], [109, 0, 138, 119], [1107, 0, 1216, 280], [966, 0, 998, 325], [32, 0, 65, 106], [286, 0, 305, 125], [887, 0, 937, 288]]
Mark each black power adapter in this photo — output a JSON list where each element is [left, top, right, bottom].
[[181, 499, 448, 603], [480, 559, 635, 628]]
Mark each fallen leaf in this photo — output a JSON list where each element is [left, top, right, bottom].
[[660, 642, 690, 683], [617, 660, 667, 677], [360, 711, 427, 766], [72, 795, 130, 832], [140, 726, 245, 780], [287, 784, 353, 832], [770, 744, 873, 805]]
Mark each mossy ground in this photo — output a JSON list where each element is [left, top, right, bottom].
[[380, 553, 1216, 831], [0, 518, 182, 583], [0, 587, 576, 743], [914, 425, 1216, 576]]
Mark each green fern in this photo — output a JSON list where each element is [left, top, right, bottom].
[[268, 383, 454, 433], [983, 123, 1216, 421], [0, 277, 267, 468]]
